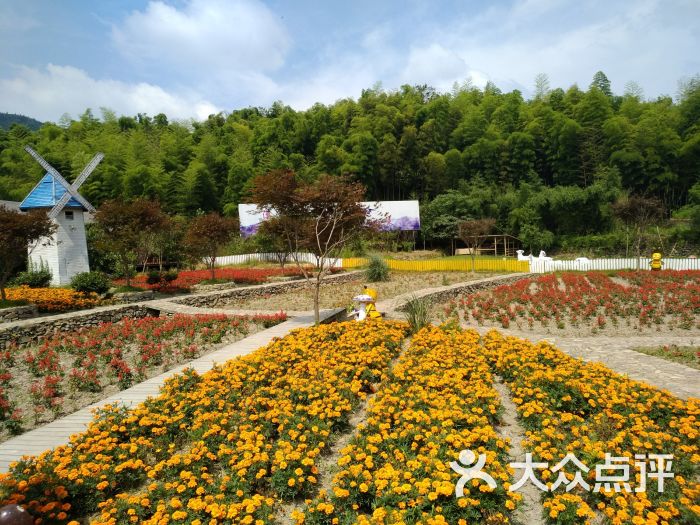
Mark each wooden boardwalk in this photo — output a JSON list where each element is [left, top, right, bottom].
[[0, 309, 342, 473]]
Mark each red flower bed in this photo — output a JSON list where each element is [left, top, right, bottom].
[[0, 313, 287, 437], [115, 266, 342, 291], [442, 270, 700, 331]]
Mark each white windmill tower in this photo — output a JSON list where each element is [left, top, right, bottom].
[[19, 147, 104, 285]]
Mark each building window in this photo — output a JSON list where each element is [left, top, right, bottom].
[[65, 211, 74, 220]]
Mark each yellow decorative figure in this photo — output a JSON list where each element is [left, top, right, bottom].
[[363, 286, 378, 301], [365, 301, 382, 320], [350, 287, 382, 321], [650, 251, 663, 271]]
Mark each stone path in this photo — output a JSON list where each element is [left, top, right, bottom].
[[475, 328, 700, 400], [0, 308, 343, 473], [148, 298, 308, 318]]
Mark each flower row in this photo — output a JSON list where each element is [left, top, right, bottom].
[[0, 313, 286, 438], [5, 286, 100, 312], [119, 266, 342, 291], [0, 320, 407, 524], [480, 330, 700, 525], [295, 325, 518, 525], [442, 271, 700, 331]]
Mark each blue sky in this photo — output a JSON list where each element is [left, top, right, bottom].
[[1, 0, 698, 122]]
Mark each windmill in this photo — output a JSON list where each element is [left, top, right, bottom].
[[19, 146, 103, 285]]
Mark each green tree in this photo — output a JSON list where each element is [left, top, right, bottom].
[[0, 207, 56, 300], [590, 71, 612, 97], [184, 213, 237, 279], [93, 199, 169, 286]]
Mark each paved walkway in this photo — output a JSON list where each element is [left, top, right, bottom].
[[149, 299, 309, 318], [475, 328, 700, 400], [0, 308, 343, 473]]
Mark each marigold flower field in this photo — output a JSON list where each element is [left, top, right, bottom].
[[6, 287, 100, 313], [441, 271, 700, 332], [0, 321, 697, 525], [481, 330, 700, 525], [0, 313, 286, 439]]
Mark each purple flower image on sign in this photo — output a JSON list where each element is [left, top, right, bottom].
[[238, 201, 420, 237]]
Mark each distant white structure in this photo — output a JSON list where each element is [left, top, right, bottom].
[[516, 249, 553, 262], [19, 147, 103, 285]]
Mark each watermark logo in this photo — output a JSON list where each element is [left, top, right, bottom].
[[449, 449, 497, 496], [450, 450, 673, 496]]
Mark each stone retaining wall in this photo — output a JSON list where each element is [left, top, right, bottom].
[[175, 271, 361, 308], [112, 290, 156, 304], [0, 304, 38, 323], [0, 305, 155, 349]]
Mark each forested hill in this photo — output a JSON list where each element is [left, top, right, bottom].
[[0, 112, 43, 131], [1, 71, 699, 253]]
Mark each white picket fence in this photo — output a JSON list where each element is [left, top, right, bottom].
[[213, 252, 700, 273], [214, 252, 342, 268], [529, 257, 700, 273]]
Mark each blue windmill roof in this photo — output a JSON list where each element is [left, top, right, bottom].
[[19, 173, 86, 210]]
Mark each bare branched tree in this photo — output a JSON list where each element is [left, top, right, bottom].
[[252, 171, 371, 323], [457, 218, 496, 273]]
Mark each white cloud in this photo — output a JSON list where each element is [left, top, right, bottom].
[[401, 44, 469, 90], [392, 0, 699, 98], [112, 0, 290, 74], [0, 64, 219, 121]]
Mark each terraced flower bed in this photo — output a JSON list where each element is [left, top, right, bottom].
[[117, 266, 343, 292], [440, 271, 700, 334], [0, 320, 407, 524], [482, 330, 699, 525], [296, 325, 518, 525], [0, 321, 697, 525], [5, 286, 100, 313], [0, 313, 286, 440]]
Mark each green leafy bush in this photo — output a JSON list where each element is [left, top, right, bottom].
[[70, 271, 111, 295], [10, 260, 52, 288], [365, 255, 389, 282], [146, 271, 162, 285], [163, 270, 179, 283]]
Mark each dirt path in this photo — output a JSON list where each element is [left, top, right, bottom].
[[475, 327, 700, 399], [492, 376, 546, 525], [274, 340, 410, 524]]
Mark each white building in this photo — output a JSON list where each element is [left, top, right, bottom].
[[19, 174, 91, 285]]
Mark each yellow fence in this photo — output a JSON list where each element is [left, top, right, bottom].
[[341, 257, 529, 273]]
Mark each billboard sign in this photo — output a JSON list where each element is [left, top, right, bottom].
[[239, 200, 420, 237]]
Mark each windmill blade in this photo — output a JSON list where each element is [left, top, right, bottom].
[[49, 153, 103, 217], [48, 192, 73, 219], [48, 183, 96, 218], [73, 152, 104, 189], [24, 146, 73, 191]]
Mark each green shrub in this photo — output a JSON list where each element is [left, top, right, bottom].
[[70, 271, 111, 295], [0, 299, 29, 309], [403, 295, 432, 334], [365, 255, 389, 282], [163, 270, 179, 283], [146, 270, 162, 285], [11, 259, 52, 288]]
